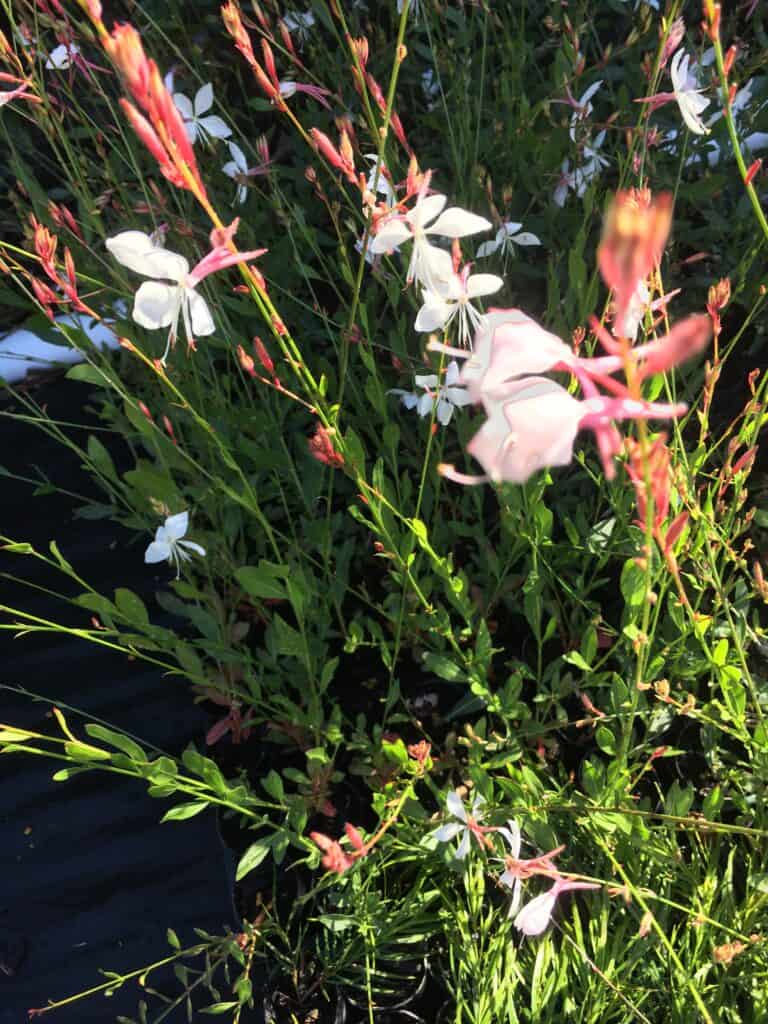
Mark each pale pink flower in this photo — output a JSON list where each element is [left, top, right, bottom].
[[279, 79, 331, 108], [514, 877, 600, 937], [442, 376, 687, 485]]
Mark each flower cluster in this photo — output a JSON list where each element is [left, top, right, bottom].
[[433, 190, 711, 485], [434, 792, 600, 937]]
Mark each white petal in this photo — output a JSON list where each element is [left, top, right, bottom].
[[446, 790, 468, 822], [578, 80, 603, 109], [106, 231, 157, 276], [142, 247, 189, 282], [398, 392, 419, 410], [433, 822, 463, 842], [409, 193, 447, 231], [184, 120, 198, 145], [427, 208, 492, 239], [514, 890, 557, 936], [194, 83, 214, 116], [185, 288, 215, 336], [501, 222, 523, 236], [466, 273, 504, 299], [511, 232, 541, 246], [444, 387, 472, 408], [199, 115, 232, 140], [178, 540, 206, 557], [436, 399, 454, 425], [145, 540, 171, 564], [455, 829, 471, 860], [163, 511, 189, 540], [173, 92, 194, 120], [133, 281, 179, 330], [476, 240, 500, 258], [417, 392, 434, 417], [415, 293, 451, 332], [445, 360, 461, 386], [414, 373, 440, 389], [370, 220, 412, 254]]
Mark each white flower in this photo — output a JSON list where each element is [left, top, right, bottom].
[[497, 819, 524, 917], [371, 190, 492, 291], [432, 789, 486, 859], [106, 230, 215, 361], [476, 221, 541, 259], [222, 141, 249, 205], [363, 154, 396, 205], [670, 50, 710, 136], [569, 81, 603, 144], [553, 135, 609, 207], [171, 82, 232, 145], [389, 360, 473, 426], [283, 10, 315, 46], [45, 43, 79, 70], [513, 888, 558, 936], [145, 511, 206, 577], [415, 268, 504, 348]]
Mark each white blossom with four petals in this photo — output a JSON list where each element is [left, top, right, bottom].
[[432, 789, 487, 859], [415, 268, 504, 349], [145, 511, 206, 578], [171, 81, 232, 145], [371, 190, 492, 292], [106, 231, 215, 360], [476, 221, 541, 260], [389, 360, 473, 426]]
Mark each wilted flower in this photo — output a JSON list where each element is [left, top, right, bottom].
[[389, 360, 473, 426], [145, 510, 206, 577], [476, 221, 541, 259], [222, 141, 249, 204], [283, 9, 315, 46], [433, 789, 488, 860]]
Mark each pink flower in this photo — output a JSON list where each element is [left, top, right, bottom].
[[514, 877, 600, 937], [440, 376, 687, 485]]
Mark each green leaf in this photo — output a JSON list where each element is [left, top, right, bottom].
[[423, 652, 466, 682], [166, 928, 181, 950], [66, 363, 107, 385], [64, 740, 111, 762], [272, 615, 305, 658], [235, 565, 286, 601], [262, 769, 284, 802], [115, 588, 150, 627], [236, 839, 272, 880], [200, 1003, 240, 1014], [160, 802, 208, 823], [620, 558, 646, 609], [85, 724, 146, 761], [87, 435, 119, 483]]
